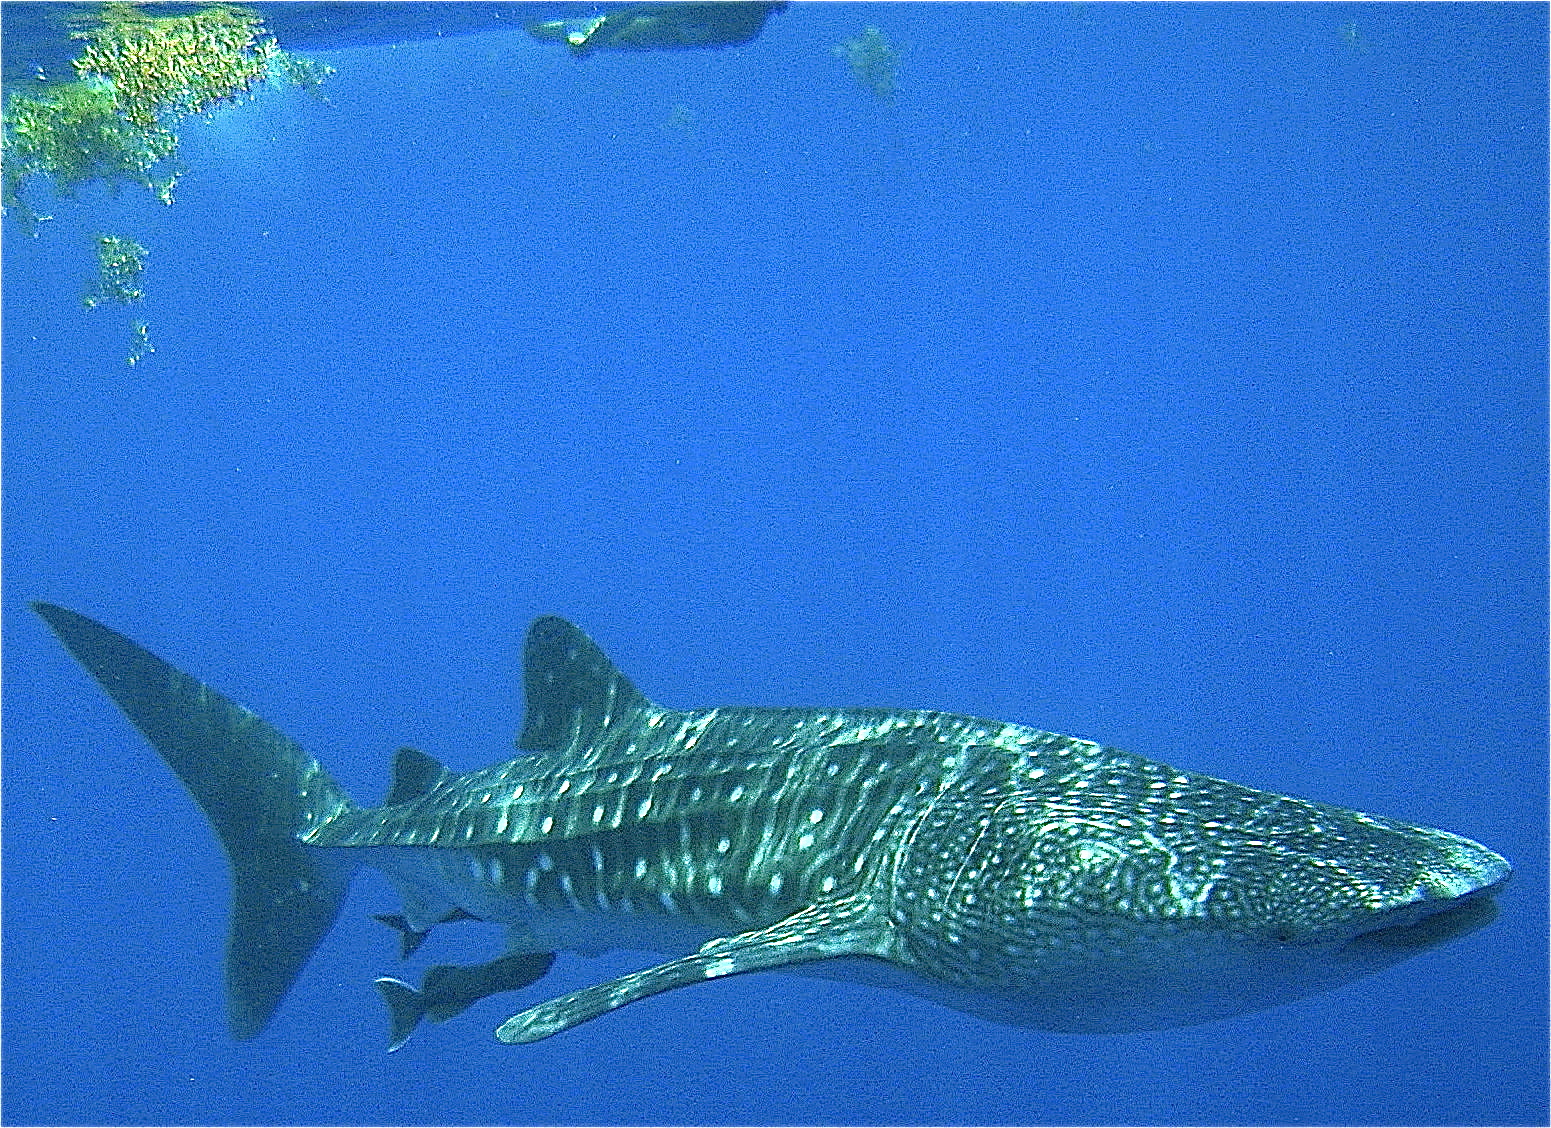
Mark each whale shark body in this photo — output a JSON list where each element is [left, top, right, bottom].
[[33, 603, 1509, 1048]]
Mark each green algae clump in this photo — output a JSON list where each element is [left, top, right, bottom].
[[2, 77, 176, 227], [2, 4, 334, 360], [127, 319, 155, 366], [2, 3, 333, 223], [834, 27, 899, 101], [71, 4, 282, 129], [82, 233, 147, 308]]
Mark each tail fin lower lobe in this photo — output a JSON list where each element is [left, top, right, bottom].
[[33, 603, 359, 1038]]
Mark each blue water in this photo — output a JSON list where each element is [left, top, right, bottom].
[[4, 4, 1546, 1124]]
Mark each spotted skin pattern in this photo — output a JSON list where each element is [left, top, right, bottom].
[[35, 606, 1510, 1046]]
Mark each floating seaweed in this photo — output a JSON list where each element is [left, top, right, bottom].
[[127, 319, 155, 367], [81, 233, 147, 309], [834, 26, 899, 101], [3, 3, 334, 356], [4, 4, 328, 220]]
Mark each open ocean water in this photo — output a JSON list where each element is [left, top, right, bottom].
[[3, 3, 1546, 1125]]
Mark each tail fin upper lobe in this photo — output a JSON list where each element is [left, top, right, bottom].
[[33, 603, 358, 1038]]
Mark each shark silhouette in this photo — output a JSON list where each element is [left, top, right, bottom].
[[33, 603, 1509, 1048]]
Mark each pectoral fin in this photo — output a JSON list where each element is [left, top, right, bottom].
[[495, 896, 887, 1044]]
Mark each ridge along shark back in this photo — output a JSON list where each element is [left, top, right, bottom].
[[33, 603, 1510, 1049]]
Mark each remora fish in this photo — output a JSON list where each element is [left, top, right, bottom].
[[33, 603, 1510, 1048]]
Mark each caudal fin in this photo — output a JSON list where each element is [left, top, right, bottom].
[[33, 603, 359, 1038]]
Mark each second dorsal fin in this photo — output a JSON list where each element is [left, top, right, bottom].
[[383, 746, 450, 806]]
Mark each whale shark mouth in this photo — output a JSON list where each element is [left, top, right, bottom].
[[1343, 886, 1505, 956]]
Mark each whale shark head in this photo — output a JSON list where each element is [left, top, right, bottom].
[[886, 750, 1510, 1033]]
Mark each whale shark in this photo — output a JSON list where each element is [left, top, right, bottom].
[[33, 602, 1510, 1048]]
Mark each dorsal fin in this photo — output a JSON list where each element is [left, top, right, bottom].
[[518, 617, 654, 753], [384, 746, 449, 805]]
